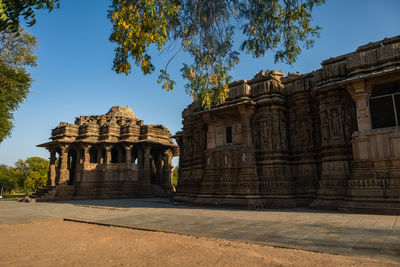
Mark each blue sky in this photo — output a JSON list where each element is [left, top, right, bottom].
[[0, 0, 399, 167]]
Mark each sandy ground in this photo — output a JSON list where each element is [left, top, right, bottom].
[[0, 220, 396, 267]]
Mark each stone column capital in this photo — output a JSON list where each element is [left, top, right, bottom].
[[163, 149, 173, 157], [144, 146, 151, 154], [123, 144, 134, 151], [47, 146, 57, 154], [48, 148, 56, 160], [345, 80, 372, 98], [104, 144, 113, 151], [344, 81, 372, 132], [81, 143, 91, 149], [238, 105, 255, 117], [201, 113, 211, 123], [59, 144, 70, 154]]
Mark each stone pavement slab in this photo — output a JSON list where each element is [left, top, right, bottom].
[[1, 198, 399, 262]]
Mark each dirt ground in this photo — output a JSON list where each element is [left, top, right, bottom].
[[0, 220, 396, 266]]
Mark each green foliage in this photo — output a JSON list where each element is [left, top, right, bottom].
[[17, 157, 49, 191], [0, 164, 18, 193], [0, 0, 60, 33], [0, 27, 37, 142], [24, 170, 47, 192], [109, 0, 325, 108], [0, 157, 49, 193], [172, 166, 178, 187]]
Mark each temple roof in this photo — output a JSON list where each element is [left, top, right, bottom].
[[37, 106, 178, 150], [106, 106, 137, 120]]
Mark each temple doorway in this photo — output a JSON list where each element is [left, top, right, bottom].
[[68, 149, 77, 185]]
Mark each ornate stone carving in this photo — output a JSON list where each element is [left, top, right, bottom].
[[174, 35, 400, 214], [37, 106, 178, 201]]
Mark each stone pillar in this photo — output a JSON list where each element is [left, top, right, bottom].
[[47, 149, 56, 187], [97, 146, 103, 164], [310, 88, 355, 210], [347, 81, 371, 132], [105, 145, 112, 164], [353, 93, 371, 131], [76, 147, 82, 164], [142, 146, 152, 186], [137, 147, 143, 168], [151, 150, 161, 184], [239, 106, 255, 147], [57, 144, 69, 184], [346, 81, 371, 132], [125, 145, 133, 164], [82, 144, 90, 164], [163, 149, 173, 193], [346, 81, 372, 161]]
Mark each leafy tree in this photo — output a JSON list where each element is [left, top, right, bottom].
[[0, 1, 59, 142], [0, 0, 60, 33], [0, 164, 18, 193], [24, 170, 47, 191], [0, 157, 49, 193], [172, 166, 178, 187], [14, 157, 49, 191], [0, 27, 37, 142], [109, 0, 325, 108]]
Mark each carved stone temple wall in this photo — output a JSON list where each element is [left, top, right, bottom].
[[174, 35, 400, 214], [36, 106, 178, 201]]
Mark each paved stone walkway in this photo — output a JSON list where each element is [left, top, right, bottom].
[[1, 198, 399, 262]]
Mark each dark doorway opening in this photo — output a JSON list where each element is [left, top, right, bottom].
[[89, 147, 98, 163], [226, 126, 232, 144], [111, 147, 119, 163], [68, 149, 77, 185]]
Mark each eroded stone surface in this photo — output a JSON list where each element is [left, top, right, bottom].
[[174, 35, 400, 214]]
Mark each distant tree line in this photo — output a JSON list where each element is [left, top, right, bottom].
[[0, 157, 49, 193]]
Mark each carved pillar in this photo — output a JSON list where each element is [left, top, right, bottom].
[[142, 146, 152, 186], [203, 113, 215, 149], [82, 144, 90, 164], [97, 146, 103, 164], [173, 133, 183, 189], [310, 87, 356, 210], [346, 81, 371, 132], [345, 81, 372, 161], [239, 106, 255, 147], [47, 149, 56, 187], [353, 93, 371, 131], [57, 144, 69, 184], [125, 145, 133, 164], [105, 145, 112, 164], [163, 149, 174, 193], [137, 147, 143, 168], [154, 150, 163, 184]]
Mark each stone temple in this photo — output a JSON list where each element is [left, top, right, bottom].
[[174, 35, 400, 214], [36, 106, 178, 201]]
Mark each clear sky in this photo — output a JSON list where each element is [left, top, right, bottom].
[[0, 0, 399, 167]]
